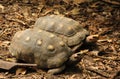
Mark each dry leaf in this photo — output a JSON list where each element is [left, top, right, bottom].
[[102, 0, 120, 5], [69, 75, 76, 79], [73, 0, 93, 5], [70, 8, 80, 15], [0, 74, 6, 79], [54, 10, 60, 15], [0, 41, 10, 46], [16, 68, 27, 75], [63, 0, 71, 4], [69, 74, 81, 79], [73, 0, 87, 4], [0, 4, 4, 12], [42, 8, 53, 15], [89, 50, 99, 56]]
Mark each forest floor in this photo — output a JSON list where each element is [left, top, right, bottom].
[[0, 0, 120, 79]]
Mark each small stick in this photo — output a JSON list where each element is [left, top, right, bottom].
[[0, 60, 37, 70], [86, 67, 111, 78]]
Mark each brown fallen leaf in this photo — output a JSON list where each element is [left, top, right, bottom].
[[54, 10, 60, 15], [0, 74, 6, 79], [88, 50, 100, 56], [63, 0, 71, 4], [0, 60, 37, 70], [70, 8, 80, 15], [0, 4, 4, 13], [73, 0, 92, 5], [42, 8, 53, 16], [69, 74, 78, 79], [102, 0, 120, 5]]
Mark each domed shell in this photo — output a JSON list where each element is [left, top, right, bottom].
[[35, 15, 85, 37], [9, 29, 72, 69], [34, 15, 89, 46]]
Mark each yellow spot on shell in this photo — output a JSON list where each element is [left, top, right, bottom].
[[37, 40, 42, 45], [50, 34, 55, 38], [59, 24, 63, 28], [47, 45, 55, 51], [38, 30, 42, 33], [25, 37, 30, 41], [42, 20, 46, 24], [59, 41, 65, 46], [68, 27, 72, 30]]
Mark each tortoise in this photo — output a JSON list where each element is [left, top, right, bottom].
[[34, 15, 98, 52], [9, 29, 83, 74]]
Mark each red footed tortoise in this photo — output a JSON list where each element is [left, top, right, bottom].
[[9, 29, 83, 74], [34, 15, 98, 52]]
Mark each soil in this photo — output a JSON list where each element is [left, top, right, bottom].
[[0, 0, 120, 79]]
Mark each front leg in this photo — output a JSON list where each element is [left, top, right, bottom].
[[72, 43, 83, 52], [67, 52, 85, 66], [47, 65, 65, 75]]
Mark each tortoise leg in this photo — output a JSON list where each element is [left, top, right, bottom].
[[72, 43, 83, 52], [67, 52, 85, 66], [47, 65, 65, 75], [86, 35, 99, 43]]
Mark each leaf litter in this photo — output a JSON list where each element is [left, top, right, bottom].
[[0, 0, 120, 79]]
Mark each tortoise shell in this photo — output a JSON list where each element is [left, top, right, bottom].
[[34, 15, 89, 46], [9, 29, 72, 69]]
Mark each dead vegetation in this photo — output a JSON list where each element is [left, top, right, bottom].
[[0, 0, 120, 79]]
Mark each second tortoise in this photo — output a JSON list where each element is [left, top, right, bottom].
[[34, 15, 98, 52]]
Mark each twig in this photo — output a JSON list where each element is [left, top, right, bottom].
[[102, 0, 120, 5], [94, 55, 120, 61], [86, 67, 111, 78], [6, 18, 29, 26]]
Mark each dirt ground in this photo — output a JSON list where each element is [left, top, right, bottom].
[[0, 0, 120, 79]]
